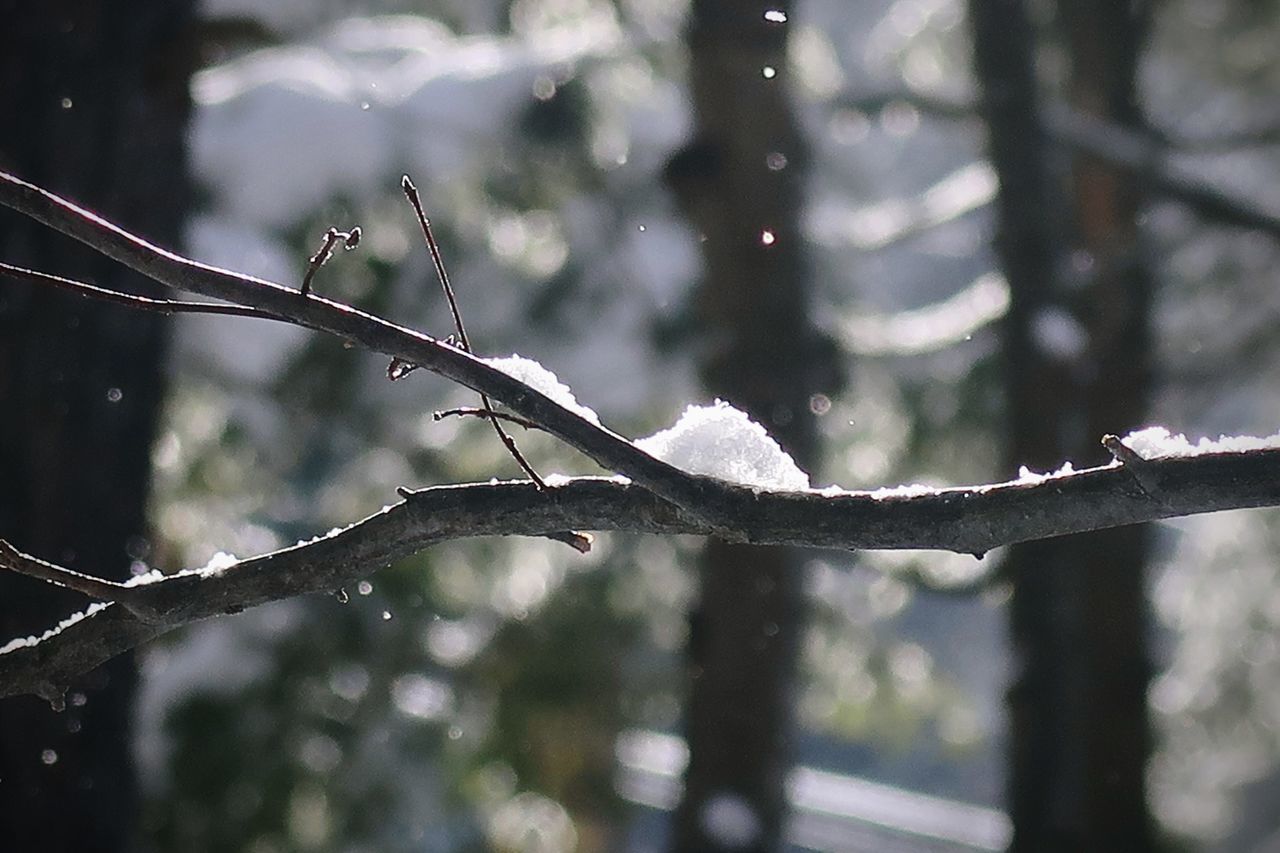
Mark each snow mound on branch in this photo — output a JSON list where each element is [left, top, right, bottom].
[[1122, 426, 1280, 460], [636, 401, 810, 490], [482, 354, 600, 425]]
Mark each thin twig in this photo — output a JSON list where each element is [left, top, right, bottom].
[[400, 174, 548, 488], [434, 407, 542, 430], [300, 226, 361, 296], [0, 539, 130, 600], [0, 261, 288, 322]]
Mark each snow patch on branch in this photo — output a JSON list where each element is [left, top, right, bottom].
[[0, 602, 111, 656], [482, 354, 601, 425], [200, 550, 241, 577], [1015, 461, 1078, 483], [636, 401, 810, 490], [1123, 426, 1280, 460]]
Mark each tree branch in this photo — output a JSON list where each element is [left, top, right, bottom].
[[834, 91, 1280, 239], [3, 172, 1280, 702], [3, 447, 1280, 699]]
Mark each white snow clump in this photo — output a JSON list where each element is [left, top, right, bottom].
[[1122, 426, 1280, 460], [1015, 461, 1077, 483], [636, 401, 810, 490], [482, 354, 601, 425]]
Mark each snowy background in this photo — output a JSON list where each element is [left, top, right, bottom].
[[131, 0, 1280, 850]]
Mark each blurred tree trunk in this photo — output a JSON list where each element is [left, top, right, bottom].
[[968, 0, 1154, 849], [665, 2, 836, 850], [0, 2, 195, 850]]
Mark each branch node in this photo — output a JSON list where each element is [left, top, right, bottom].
[[1102, 434, 1160, 496], [300, 225, 361, 296]]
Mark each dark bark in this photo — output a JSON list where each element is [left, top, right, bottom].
[[0, 2, 195, 850], [666, 2, 836, 849], [968, 0, 1154, 849]]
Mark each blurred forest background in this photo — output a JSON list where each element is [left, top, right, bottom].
[[2, 0, 1280, 851]]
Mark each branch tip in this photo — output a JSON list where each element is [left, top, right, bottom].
[[387, 357, 419, 381], [36, 682, 67, 712], [558, 531, 594, 554]]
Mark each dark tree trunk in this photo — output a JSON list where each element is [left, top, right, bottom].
[[0, 2, 196, 850], [968, 0, 1154, 849], [665, 2, 836, 850]]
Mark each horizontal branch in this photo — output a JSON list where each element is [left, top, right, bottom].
[[4, 446, 1280, 700], [1044, 105, 1280, 239]]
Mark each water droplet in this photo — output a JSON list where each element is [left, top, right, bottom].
[[809, 394, 831, 415], [357, 580, 373, 596], [60, 97, 73, 109], [359, 101, 370, 111], [761, 229, 776, 246], [637, 224, 646, 232], [106, 387, 123, 403], [763, 9, 788, 23], [447, 725, 463, 740], [762, 66, 777, 79], [41, 749, 58, 765], [765, 152, 788, 171], [382, 610, 392, 621], [532, 75, 556, 101]]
